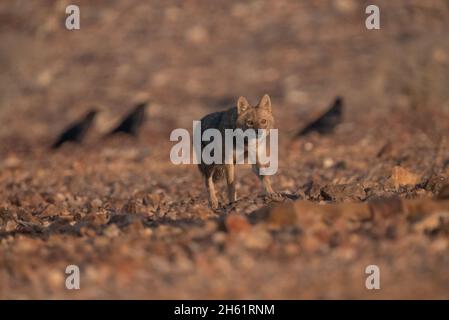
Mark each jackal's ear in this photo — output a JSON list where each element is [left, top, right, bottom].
[[237, 96, 250, 114], [258, 94, 272, 112]]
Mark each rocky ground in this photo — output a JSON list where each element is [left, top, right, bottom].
[[1, 0, 449, 299]]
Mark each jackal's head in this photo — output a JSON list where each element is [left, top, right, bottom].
[[235, 94, 274, 134]]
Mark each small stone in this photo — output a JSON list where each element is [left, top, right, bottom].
[[144, 193, 163, 211], [121, 200, 138, 214], [323, 158, 334, 168], [413, 211, 449, 234], [46, 269, 64, 289], [41, 204, 60, 217], [104, 224, 120, 238], [266, 203, 298, 227], [304, 142, 314, 151], [241, 227, 272, 250], [3, 155, 21, 169], [320, 183, 366, 202], [91, 198, 103, 208], [391, 166, 420, 189], [212, 231, 227, 245], [125, 219, 144, 233], [142, 228, 153, 237], [368, 197, 403, 218], [185, 25, 208, 44], [224, 214, 251, 234], [436, 184, 449, 200], [334, 0, 356, 13], [430, 238, 449, 252], [301, 235, 323, 253], [5, 220, 17, 232]]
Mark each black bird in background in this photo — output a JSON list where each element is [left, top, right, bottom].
[[108, 101, 149, 136], [51, 109, 98, 149], [296, 96, 343, 136]]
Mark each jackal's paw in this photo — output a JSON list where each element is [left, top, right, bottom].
[[208, 198, 220, 210], [210, 202, 219, 210]]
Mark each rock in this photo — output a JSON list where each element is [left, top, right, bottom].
[[41, 204, 60, 218], [91, 198, 103, 208], [334, 0, 356, 14], [164, 6, 180, 22], [224, 214, 251, 234], [74, 221, 97, 237], [413, 212, 449, 234], [323, 157, 334, 168], [376, 141, 393, 158], [430, 238, 449, 252], [303, 180, 322, 200], [48, 219, 74, 234], [144, 193, 164, 212], [424, 175, 447, 194], [5, 220, 17, 232], [368, 197, 403, 218], [104, 224, 120, 238], [340, 202, 372, 221], [185, 25, 208, 44], [320, 183, 366, 202], [304, 142, 314, 151], [300, 235, 323, 253], [121, 199, 139, 214], [109, 213, 136, 227], [192, 204, 213, 220], [436, 184, 449, 200], [404, 199, 449, 223], [240, 226, 272, 250], [391, 166, 420, 189], [142, 228, 153, 237], [124, 219, 144, 233], [84, 212, 109, 226], [265, 203, 298, 227], [212, 231, 227, 245], [3, 154, 21, 169], [17, 210, 41, 224], [231, 3, 249, 17], [432, 48, 448, 63], [46, 269, 64, 289]]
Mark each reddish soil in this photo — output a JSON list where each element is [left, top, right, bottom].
[[1, 0, 449, 299]]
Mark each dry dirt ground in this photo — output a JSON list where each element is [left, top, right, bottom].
[[1, 0, 449, 299]]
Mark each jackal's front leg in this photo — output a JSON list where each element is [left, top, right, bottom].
[[251, 138, 281, 200], [205, 174, 219, 209], [252, 164, 275, 195], [225, 163, 236, 203]]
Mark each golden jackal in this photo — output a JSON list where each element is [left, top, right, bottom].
[[197, 94, 278, 209]]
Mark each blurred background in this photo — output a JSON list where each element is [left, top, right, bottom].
[[1, 0, 448, 150]]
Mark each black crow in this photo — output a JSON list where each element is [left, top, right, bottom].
[[108, 101, 149, 136], [51, 110, 98, 149], [297, 96, 343, 136]]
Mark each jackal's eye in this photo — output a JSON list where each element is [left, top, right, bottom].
[[246, 119, 254, 127], [260, 119, 267, 125]]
